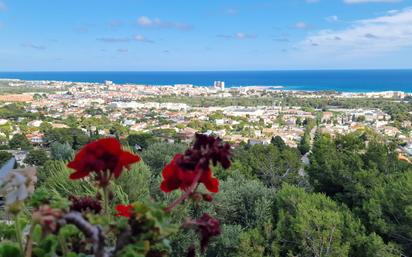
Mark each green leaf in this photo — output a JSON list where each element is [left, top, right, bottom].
[[0, 241, 22, 257]]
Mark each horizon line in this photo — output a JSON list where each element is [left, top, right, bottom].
[[1, 68, 412, 73]]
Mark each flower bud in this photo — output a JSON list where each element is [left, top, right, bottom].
[[202, 194, 213, 202], [190, 192, 203, 202], [6, 200, 24, 215]]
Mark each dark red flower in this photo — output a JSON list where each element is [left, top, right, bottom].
[[185, 213, 221, 252], [202, 194, 214, 202], [197, 214, 221, 251], [180, 134, 231, 171], [160, 134, 230, 193], [160, 154, 219, 193], [70, 196, 102, 214], [67, 138, 140, 184], [186, 245, 196, 257], [115, 204, 134, 218]]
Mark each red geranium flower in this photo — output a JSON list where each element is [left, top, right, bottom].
[[115, 204, 134, 218], [197, 213, 221, 251], [160, 154, 219, 193], [184, 213, 221, 252], [160, 134, 230, 194], [67, 138, 140, 184]]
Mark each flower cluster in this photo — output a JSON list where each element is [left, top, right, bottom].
[[159, 134, 229, 253], [160, 134, 231, 193], [70, 196, 102, 214], [1, 136, 230, 257], [161, 154, 220, 193], [68, 138, 140, 186], [196, 214, 221, 251], [184, 214, 221, 252], [32, 205, 64, 234], [115, 204, 134, 218]]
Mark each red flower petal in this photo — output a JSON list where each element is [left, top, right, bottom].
[[115, 204, 134, 218], [202, 176, 219, 193], [160, 155, 220, 193], [178, 169, 197, 191], [200, 169, 219, 193], [99, 138, 122, 154], [114, 151, 141, 178], [160, 157, 182, 192], [67, 138, 141, 182], [158, 135, 228, 194]]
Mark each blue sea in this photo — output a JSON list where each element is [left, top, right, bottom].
[[0, 70, 411, 93]]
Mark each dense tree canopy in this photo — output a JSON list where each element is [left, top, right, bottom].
[[140, 142, 187, 176], [50, 142, 74, 161], [0, 103, 38, 120], [9, 134, 32, 150], [127, 133, 157, 151], [234, 144, 304, 188], [44, 128, 89, 150], [271, 136, 286, 151], [298, 131, 311, 155], [0, 151, 13, 167], [24, 149, 49, 166], [307, 131, 412, 254], [273, 185, 399, 257]]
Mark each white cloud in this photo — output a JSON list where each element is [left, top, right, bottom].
[[387, 9, 400, 14], [137, 16, 153, 26], [344, 0, 401, 4], [217, 32, 257, 39], [97, 37, 130, 43], [137, 16, 192, 30], [134, 34, 154, 43], [235, 32, 255, 39], [326, 15, 339, 22], [295, 22, 310, 29], [97, 35, 154, 43], [298, 7, 412, 57]]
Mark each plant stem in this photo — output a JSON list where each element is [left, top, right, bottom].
[[58, 232, 69, 256], [102, 185, 111, 222], [63, 212, 109, 257], [165, 170, 202, 213], [14, 214, 23, 255], [24, 224, 35, 257]]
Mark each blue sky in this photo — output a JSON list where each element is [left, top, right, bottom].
[[0, 0, 412, 71]]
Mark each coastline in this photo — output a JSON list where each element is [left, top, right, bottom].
[[0, 69, 412, 93], [0, 78, 410, 97]]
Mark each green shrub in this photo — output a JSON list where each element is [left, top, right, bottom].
[[140, 142, 187, 176], [214, 174, 275, 228]]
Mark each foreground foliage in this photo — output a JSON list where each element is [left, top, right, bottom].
[[1, 130, 410, 257], [0, 134, 230, 257]]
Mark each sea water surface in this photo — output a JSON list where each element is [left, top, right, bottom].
[[0, 70, 411, 92]]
